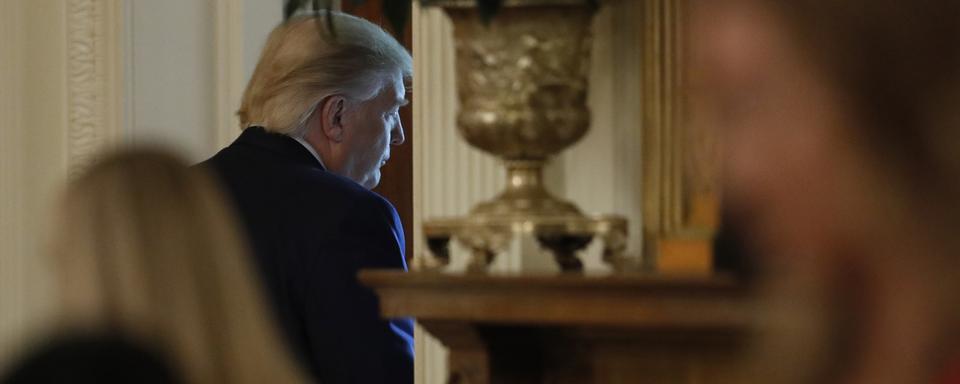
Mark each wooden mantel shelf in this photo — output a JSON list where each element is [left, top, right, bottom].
[[359, 271, 751, 329], [360, 271, 755, 384]]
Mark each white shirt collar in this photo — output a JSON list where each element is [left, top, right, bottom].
[[292, 136, 327, 169]]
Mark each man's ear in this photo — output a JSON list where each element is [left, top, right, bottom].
[[319, 95, 346, 143]]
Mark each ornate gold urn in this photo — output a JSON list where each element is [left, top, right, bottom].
[[422, 0, 629, 272]]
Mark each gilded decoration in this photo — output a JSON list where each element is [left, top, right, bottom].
[[449, 6, 592, 160], [421, 1, 630, 273]]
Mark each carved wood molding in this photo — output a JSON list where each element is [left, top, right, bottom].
[[66, 0, 123, 179]]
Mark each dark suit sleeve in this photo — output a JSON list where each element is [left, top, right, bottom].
[[297, 192, 414, 384]]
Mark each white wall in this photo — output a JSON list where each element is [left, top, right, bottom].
[[126, 0, 281, 162], [244, 0, 282, 82], [127, 0, 216, 162]]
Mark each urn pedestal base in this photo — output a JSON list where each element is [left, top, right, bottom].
[[423, 161, 630, 273]]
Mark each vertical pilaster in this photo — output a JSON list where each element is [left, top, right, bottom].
[[214, 0, 246, 147], [66, 0, 125, 178], [641, 0, 687, 261]]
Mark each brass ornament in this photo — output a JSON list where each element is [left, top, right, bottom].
[[422, 0, 629, 273]]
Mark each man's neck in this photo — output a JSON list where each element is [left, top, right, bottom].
[[292, 135, 327, 170]]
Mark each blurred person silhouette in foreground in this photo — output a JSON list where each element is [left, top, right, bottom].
[[690, 1, 960, 383], [6, 149, 305, 383], [2, 332, 179, 384]]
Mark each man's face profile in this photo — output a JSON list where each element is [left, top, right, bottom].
[[334, 72, 407, 189]]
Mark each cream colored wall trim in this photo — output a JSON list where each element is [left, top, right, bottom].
[[413, 9, 504, 228], [66, 0, 125, 178], [0, 0, 26, 368], [412, 5, 506, 383], [215, 0, 246, 147], [412, 5, 475, 383]]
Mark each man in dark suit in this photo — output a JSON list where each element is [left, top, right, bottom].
[[200, 11, 413, 383]]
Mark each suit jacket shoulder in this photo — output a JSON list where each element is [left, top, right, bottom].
[[198, 127, 412, 383]]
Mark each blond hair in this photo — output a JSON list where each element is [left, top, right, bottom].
[[48, 149, 305, 383], [239, 12, 412, 136]]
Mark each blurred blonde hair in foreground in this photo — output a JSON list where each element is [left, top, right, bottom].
[[46, 149, 304, 383]]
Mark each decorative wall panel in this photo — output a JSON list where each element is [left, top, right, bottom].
[[66, 0, 124, 178]]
